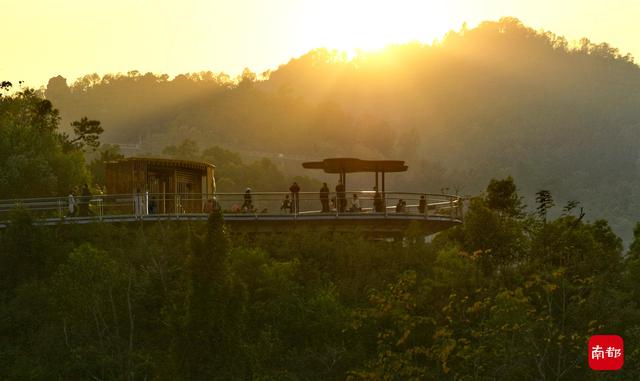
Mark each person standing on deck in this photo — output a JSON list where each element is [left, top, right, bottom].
[[289, 182, 300, 214], [79, 183, 91, 216], [134, 188, 145, 218], [373, 186, 384, 213], [418, 195, 426, 214], [67, 189, 77, 217], [320, 182, 330, 212], [336, 180, 346, 213]]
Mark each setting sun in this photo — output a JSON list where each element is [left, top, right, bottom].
[[297, 0, 456, 53]]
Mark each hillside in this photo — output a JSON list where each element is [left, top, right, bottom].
[[44, 17, 640, 241]]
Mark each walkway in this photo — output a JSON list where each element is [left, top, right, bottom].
[[0, 191, 464, 236]]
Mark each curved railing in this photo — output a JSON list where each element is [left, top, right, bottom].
[[0, 191, 464, 225]]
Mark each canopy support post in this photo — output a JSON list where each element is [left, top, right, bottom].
[[382, 171, 386, 213]]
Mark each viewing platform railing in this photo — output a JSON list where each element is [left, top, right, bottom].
[[0, 191, 464, 225]]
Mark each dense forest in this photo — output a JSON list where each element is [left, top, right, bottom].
[[2, 178, 640, 380], [41, 17, 640, 242]]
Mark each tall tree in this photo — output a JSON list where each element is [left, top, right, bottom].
[[0, 86, 89, 198], [62, 117, 104, 151]]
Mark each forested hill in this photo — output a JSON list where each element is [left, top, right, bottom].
[[44, 17, 640, 241]]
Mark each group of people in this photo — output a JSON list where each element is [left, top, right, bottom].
[[320, 184, 428, 214], [280, 181, 358, 214], [394, 195, 427, 214], [227, 183, 430, 215], [320, 180, 362, 213], [279, 182, 301, 213], [67, 185, 166, 218], [67, 184, 93, 217], [65, 183, 430, 217]]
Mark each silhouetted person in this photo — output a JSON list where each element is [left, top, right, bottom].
[[335, 180, 346, 213], [289, 181, 300, 213], [350, 193, 361, 212], [149, 196, 157, 214], [320, 182, 330, 212], [395, 199, 407, 213], [67, 189, 76, 217], [281, 194, 292, 213], [134, 188, 146, 217], [418, 195, 426, 214], [373, 186, 384, 213], [242, 187, 253, 213], [80, 183, 91, 216]]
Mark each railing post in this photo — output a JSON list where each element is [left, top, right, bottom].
[[450, 196, 454, 220], [384, 195, 388, 217], [144, 191, 149, 218], [424, 194, 428, 220], [57, 199, 63, 220]]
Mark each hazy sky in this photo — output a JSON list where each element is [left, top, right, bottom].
[[3, 0, 639, 88]]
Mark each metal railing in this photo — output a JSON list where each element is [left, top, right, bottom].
[[0, 191, 464, 224]]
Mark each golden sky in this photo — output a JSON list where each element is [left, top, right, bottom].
[[3, 0, 639, 88]]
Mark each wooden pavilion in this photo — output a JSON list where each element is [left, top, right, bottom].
[[105, 157, 215, 213]]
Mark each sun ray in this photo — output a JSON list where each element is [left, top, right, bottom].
[[298, 0, 455, 54]]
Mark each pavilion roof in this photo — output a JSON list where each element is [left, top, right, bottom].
[[106, 156, 215, 171], [302, 158, 408, 173]]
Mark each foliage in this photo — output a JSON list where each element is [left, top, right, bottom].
[[485, 176, 524, 217], [1, 172, 639, 379], [0, 86, 93, 198], [162, 139, 320, 192], [536, 189, 555, 222], [63, 117, 104, 151]]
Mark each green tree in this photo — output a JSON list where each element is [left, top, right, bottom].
[[535, 190, 554, 222], [165, 211, 248, 380], [162, 139, 200, 160], [62, 117, 104, 152], [0, 87, 89, 198], [485, 176, 524, 217]]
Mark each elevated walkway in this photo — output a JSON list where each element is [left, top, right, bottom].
[[0, 191, 464, 236]]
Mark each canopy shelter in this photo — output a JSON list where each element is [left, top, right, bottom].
[[302, 158, 408, 192]]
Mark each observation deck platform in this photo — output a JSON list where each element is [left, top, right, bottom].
[[0, 191, 464, 237]]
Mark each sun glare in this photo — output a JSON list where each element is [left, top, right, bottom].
[[298, 0, 455, 55]]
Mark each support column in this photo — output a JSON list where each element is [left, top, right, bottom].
[[382, 171, 386, 213], [382, 171, 386, 194]]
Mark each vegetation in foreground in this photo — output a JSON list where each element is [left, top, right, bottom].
[[2, 178, 640, 380]]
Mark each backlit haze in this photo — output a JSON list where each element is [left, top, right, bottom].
[[2, 0, 640, 88]]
